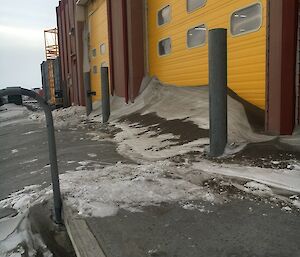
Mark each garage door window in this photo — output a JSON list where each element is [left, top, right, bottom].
[[158, 5, 171, 26], [158, 38, 171, 56], [100, 43, 106, 55], [187, 24, 206, 48], [91, 48, 96, 58], [231, 3, 262, 36], [187, 0, 206, 12], [93, 65, 97, 74]]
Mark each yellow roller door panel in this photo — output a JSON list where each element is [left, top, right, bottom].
[[88, 0, 110, 103], [148, 0, 267, 109]]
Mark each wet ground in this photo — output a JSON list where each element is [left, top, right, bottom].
[[29, 202, 76, 257], [0, 112, 131, 200], [86, 197, 300, 257], [2, 105, 300, 257]]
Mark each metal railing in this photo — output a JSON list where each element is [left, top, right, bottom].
[[0, 87, 62, 224]]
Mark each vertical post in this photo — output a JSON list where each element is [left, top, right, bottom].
[[44, 108, 62, 224], [209, 28, 228, 157], [84, 72, 92, 116], [0, 87, 62, 224], [101, 67, 110, 123]]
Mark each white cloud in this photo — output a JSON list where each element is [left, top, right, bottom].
[[0, 0, 59, 89], [0, 25, 44, 47]]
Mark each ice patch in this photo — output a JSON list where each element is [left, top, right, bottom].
[[181, 202, 213, 213], [282, 206, 292, 212], [243, 181, 273, 195], [0, 185, 51, 212], [22, 130, 40, 135], [86, 132, 109, 141], [20, 159, 38, 165], [194, 160, 300, 194], [0, 212, 52, 257]]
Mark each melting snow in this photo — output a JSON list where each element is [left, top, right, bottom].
[[29, 106, 86, 129], [194, 160, 300, 194]]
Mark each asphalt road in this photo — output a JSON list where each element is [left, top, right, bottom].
[[87, 199, 300, 257], [0, 105, 130, 200]]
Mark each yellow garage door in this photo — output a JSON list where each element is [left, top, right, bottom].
[[147, 0, 267, 110], [88, 0, 110, 103]]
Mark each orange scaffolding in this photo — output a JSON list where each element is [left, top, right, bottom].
[[44, 28, 59, 60]]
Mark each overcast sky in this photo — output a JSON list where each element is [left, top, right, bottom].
[[0, 0, 59, 89]]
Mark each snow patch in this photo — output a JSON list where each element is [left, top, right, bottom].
[[194, 160, 300, 194], [113, 121, 209, 161], [0, 213, 52, 257], [22, 130, 40, 136], [59, 161, 218, 217], [87, 153, 97, 158], [29, 106, 86, 129], [20, 159, 38, 165], [105, 80, 273, 160]]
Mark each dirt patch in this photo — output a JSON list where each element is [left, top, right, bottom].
[[119, 112, 209, 146], [214, 139, 300, 169]]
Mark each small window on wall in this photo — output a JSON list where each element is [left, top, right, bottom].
[[158, 38, 171, 56], [187, 0, 206, 12], [158, 5, 171, 26], [187, 24, 207, 48], [101, 62, 108, 67], [231, 3, 262, 36], [91, 48, 97, 58], [93, 65, 97, 74], [100, 43, 106, 55]]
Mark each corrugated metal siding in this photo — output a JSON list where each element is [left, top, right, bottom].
[[147, 0, 267, 109], [48, 61, 56, 105], [41, 59, 62, 106], [88, 0, 110, 102], [56, 0, 85, 106], [126, 0, 145, 101], [109, 0, 129, 100], [54, 57, 62, 92], [41, 61, 50, 102]]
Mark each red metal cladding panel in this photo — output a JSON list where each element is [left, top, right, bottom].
[[297, 0, 300, 125], [266, 0, 282, 133], [280, 0, 298, 134], [126, 0, 145, 101], [56, 6, 64, 81], [109, 0, 128, 99], [107, 0, 115, 95], [57, 0, 85, 106], [57, 2, 71, 106], [266, 0, 298, 135], [76, 21, 86, 106]]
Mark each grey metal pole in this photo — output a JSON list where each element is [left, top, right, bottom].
[[101, 67, 110, 123], [208, 29, 228, 157], [0, 87, 62, 224], [84, 72, 93, 116]]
